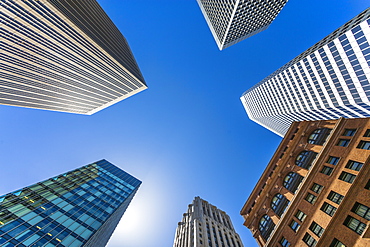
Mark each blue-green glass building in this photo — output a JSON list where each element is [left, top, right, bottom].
[[0, 160, 141, 247]]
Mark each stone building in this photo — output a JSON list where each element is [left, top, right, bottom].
[[241, 118, 370, 246], [174, 196, 243, 247]]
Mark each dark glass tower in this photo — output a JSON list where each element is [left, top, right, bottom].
[[0, 160, 141, 247]]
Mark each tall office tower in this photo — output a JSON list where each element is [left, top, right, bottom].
[[240, 118, 370, 247], [1, 0, 146, 114], [241, 8, 370, 137], [0, 159, 141, 247], [196, 0, 288, 50], [173, 196, 243, 247]]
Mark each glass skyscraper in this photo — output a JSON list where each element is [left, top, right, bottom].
[[196, 0, 288, 50], [0, 160, 141, 247], [241, 8, 370, 137]]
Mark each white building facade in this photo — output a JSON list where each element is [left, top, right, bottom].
[[1, 0, 146, 115], [241, 8, 370, 136], [196, 0, 288, 50], [173, 197, 243, 247]]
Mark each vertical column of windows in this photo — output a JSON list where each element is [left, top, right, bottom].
[[281, 71, 300, 112], [285, 69, 305, 112], [345, 27, 370, 103], [212, 226, 219, 247]]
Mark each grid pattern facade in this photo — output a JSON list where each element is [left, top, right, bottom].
[[0, 159, 141, 247], [196, 0, 288, 50], [0, 0, 147, 115], [173, 197, 243, 247], [241, 8, 370, 137]]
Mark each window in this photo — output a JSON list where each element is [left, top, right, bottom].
[[296, 151, 317, 169], [310, 183, 323, 194], [279, 236, 290, 247], [302, 233, 317, 247], [357, 141, 370, 150], [330, 238, 346, 247], [321, 202, 337, 216], [343, 129, 356, 136], [321, 166, 333, 176], [309, 222, 325, 237], [337, 139, 350, 147], [305, 193, 317, 204], [343, 216, 366, 235], [295, 210, 307, 222], [289, 220, 300, 232], [327, 156, 340, 165], [351, 202, 370, 220], [345, 160, 363, 171], [271, 194, 290, 217], [283, 172, 304, 193], [327, 191, 344, 204], [338, 172, 356, 183], [363, 129, 370, 137], [365, 180, 370, 190], [307, 128, 331, 145], [259, 215, 275, 240]]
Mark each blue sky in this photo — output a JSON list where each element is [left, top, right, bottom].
[[0, 0, 369, 246]]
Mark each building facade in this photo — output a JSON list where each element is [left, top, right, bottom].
[[240, 118, 370, 247], [241, 8, 370, 137], [1, 0, 146, 114], [0, 159, 141, 247], [196, 0, 288, 50], [173, 196, 243, 247]]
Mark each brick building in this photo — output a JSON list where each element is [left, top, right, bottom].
[[240, 118, 370, 247]]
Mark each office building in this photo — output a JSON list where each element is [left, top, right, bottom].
[[1, 0, 146, 114], [241, 8, 370, 137], [0, 159, 141, 247], [173, 196, 243, 247], [196, 0, 288, 50], [240, 118, 370, 247]]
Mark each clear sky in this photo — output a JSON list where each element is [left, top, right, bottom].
[[0, 0, 369, 247]]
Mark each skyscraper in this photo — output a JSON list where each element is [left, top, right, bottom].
[[240, 8, 370, 137], [0, 159, 141, 247], [1, 0, 146, 115], [240, 118, 370, 247], [173, 196, 243, 247], [196, 0, 288, 50]]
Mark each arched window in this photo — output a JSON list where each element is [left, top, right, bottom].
[[308, 128, 331, 145], [295, 151, 318, 169], [283, 172, 304, 193], [259, 215, 275, 240], [271, 194, 290, 217]]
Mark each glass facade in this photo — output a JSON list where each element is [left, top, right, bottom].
[[0, 160, 141, 247]]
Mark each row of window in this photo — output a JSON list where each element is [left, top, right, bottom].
[[260, 127, 369, 242], [281, 200, 370, 247], [308, 127, 370, 150]]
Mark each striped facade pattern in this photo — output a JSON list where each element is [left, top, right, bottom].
[[173, 197, 243, 247], [1, 0, 146, 115], [196, 0, 288, 50], [241, 8, 370, 137]]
